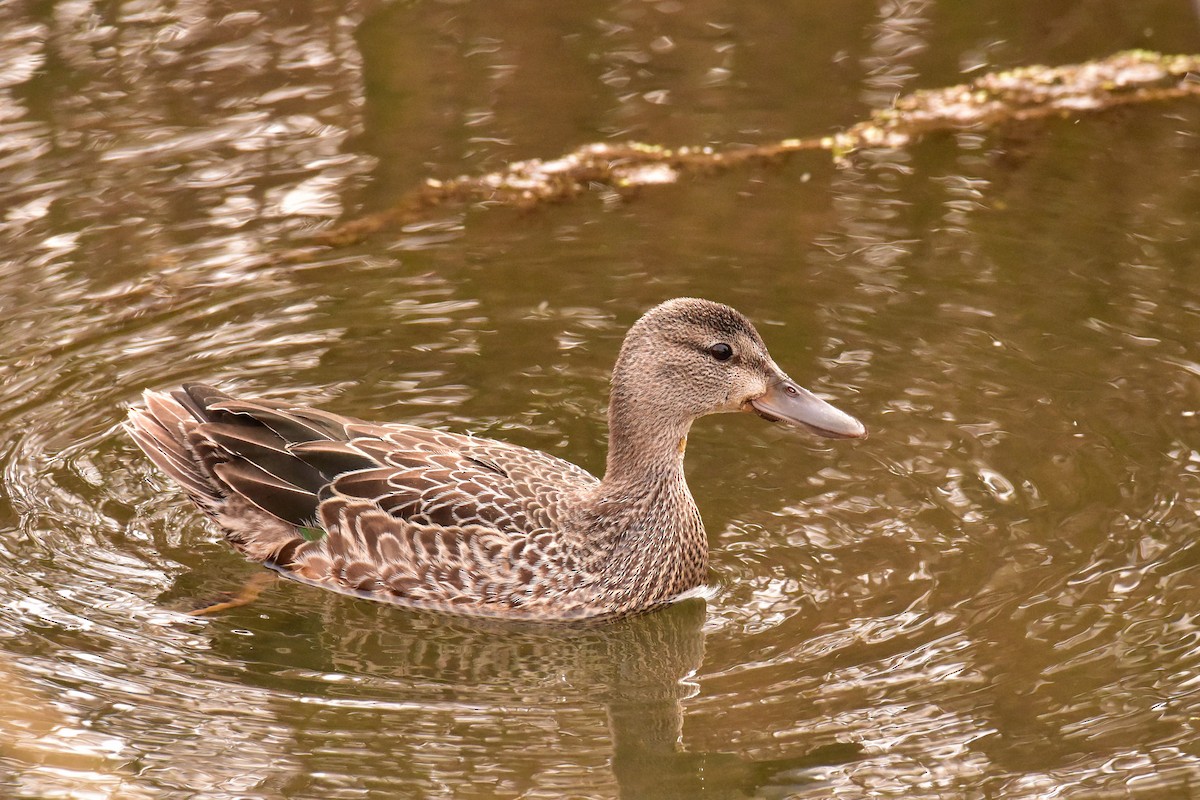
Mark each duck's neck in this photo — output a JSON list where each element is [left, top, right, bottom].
[[589, 397, 706, 606], [601, 395, 693, 491]]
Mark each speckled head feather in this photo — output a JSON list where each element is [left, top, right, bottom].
[[632, 297, 765, 342], [126, 298, 865, 621]]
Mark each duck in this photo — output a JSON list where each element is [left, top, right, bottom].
[[126, 298, 865, 621]]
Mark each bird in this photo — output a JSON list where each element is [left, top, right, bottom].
[[126, 298, 865, 621]]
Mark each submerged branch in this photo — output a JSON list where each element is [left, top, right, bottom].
[[311, 50, 1200, 248]]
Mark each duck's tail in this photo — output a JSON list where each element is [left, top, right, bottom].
[[124, 384, 368, 562], [125, 385, 229, 512]]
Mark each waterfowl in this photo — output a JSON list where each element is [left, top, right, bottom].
[[127, 298, 865, 621]]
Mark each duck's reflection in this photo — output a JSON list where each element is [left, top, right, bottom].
[[190, 580, 860, 798]]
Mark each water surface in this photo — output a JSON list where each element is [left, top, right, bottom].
[[1, 1, 1199, 798]]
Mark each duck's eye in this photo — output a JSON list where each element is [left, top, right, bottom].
[[708, 343, 734, 362]]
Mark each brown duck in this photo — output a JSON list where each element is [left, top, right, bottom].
[[127, 298, 865, 621]]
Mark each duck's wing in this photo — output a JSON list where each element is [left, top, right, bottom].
[[309, 421, 600, 534], [128, 385, 603, 617], [277, 423, 603, 615]]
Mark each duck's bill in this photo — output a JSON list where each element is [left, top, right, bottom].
[[746, 379, 867, 439]]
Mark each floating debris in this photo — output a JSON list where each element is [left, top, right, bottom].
[[310, 51, 1200, 248]]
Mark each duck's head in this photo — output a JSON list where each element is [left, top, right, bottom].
[[611, 298, 866, 440]]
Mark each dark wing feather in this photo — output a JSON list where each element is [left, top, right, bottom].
[[210, 401, 350, 444], [288, 440, 384, 478], [212, 461, 319, 526], [202, 423, 327, 494]]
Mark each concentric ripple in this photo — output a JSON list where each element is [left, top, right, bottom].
[[3, 1, 1200, 798]]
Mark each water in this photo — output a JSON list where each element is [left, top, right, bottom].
[[1, 1, 1199, 797]]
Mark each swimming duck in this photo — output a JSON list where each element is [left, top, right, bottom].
[[127, 298, 865, 621]]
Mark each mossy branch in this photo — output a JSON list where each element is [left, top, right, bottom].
[[309, 50, 1200, 249]]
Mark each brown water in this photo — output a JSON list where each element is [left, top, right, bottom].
[[2, 2, 1199, 798]]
